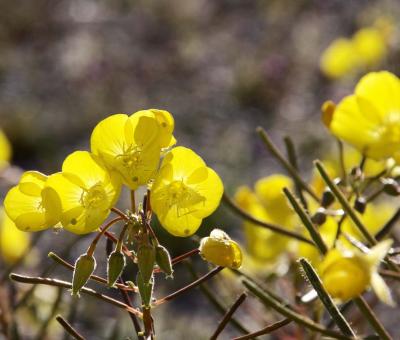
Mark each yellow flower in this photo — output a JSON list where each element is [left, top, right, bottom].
[[0, 208, 30, 264], [352, 27, 387, 67], [150, 146, 223, 237], [320, 38, 358, 79], [329, 71, 400, 160], [0, 129, 12, 171], [199, 229, 242, 269], [319, 240, 394, 304], [46, 151, 121, 234], [4, 171, 61, 231], [90, 109, 175, 190]]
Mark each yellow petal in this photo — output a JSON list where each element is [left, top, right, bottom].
[[18, 171, 47, 196], [370, 272, 395, 306]]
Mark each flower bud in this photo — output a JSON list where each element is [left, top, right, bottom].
[[354, 197, 366, 214], [311, 208, 327, 225], [321, 189, 335, 208], [137, 244, 155, 284], [155, 245, 173, 278], [107, 250, 126, 287], [72, 253, 96, 296], [382, 178, 400, 196], [199, 229, 242, 269], [137, 272, 154, 307]]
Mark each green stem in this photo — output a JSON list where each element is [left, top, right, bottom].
[[242, 278, 353, 339], [299, 259, 356, 337], [223, 192, 314, 245], [283, 188, 327, 254], [353, 297, 391, 340], [257, 127, 320, 202]]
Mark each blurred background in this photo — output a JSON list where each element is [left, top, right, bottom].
[[1, 0, 400, 339]]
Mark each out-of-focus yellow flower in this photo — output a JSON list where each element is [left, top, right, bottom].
[[329, 71, 400, 160], [0, 208, 30, 264], [352, 27, 387, 67], [320, 38, 358, 79], [46, 151, 121, 234], [319, 240, 394, 305], [199, 229, 242, 269], [90, 110, 175, 190], [0, 129, 12, 171], [4, 171, 61, 232], [235, 175, 297, 269], [150, 147, 223, 237]]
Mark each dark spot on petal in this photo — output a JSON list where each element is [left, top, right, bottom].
[[71, 218, 77, 225]]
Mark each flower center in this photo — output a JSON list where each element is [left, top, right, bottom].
[[81, 183, 108, 209], [165, 180, 205, 216]]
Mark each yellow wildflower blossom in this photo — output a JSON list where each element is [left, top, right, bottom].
[[46, 151, 121, 234], [0, 129, 12, 171], [319, 240, 393, 305], [199, 229, 242, 269], [91, 109, 175, 190], [352, 27, 387, 67], [0, 208, 30, 264], [150, 146, 223, 237], [4, 171, 61, 231], [329, 71, 400, 160]]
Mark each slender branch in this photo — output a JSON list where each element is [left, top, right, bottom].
[[242, 278, 353, 339], [111, 207, 129, 220], [155, 266, 224, 305], [284, 135, 308, 209], [232, 318, 292, 340], [315, 160, 376, 246], [56, 315, 85, 340], [283, 188, 327, 254], [186, 262, 249, 335], [337, 139, 348, 186], [299, 259, 356, 337], [223, 192, 314, 245], [353, 297, 391, 340], [48, 252, 137, 292], [210, 292, 247, 340], [87, 217, 124, 256], [171, 248, 200, 265], [10, 274, 142, 318], [257, 127, 320, 202]]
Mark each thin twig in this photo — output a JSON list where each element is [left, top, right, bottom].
[[232, 318, 292, 340], [10, 274, 142, 318], [186, 262, 250, 335], [111, 207, 129, 220], [337, 139, 348, 186], [353, 297, 391, 340], [283, 188, 327, 254], [155, 266, 224, 305], [284, 135, 308, 209], [257, 127, 320, 202], [242, 278, 353, 340], [223, 192, 314, 245], [299, 259, 356, 337], [171, 248, 200, 265], [56, 315, 85, 340], [210, 292, 247, 340]]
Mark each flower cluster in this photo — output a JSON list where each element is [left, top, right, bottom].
[[4, 109, 224, 237]]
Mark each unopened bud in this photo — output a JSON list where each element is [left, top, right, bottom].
[[72, 253, 96, 296], [107, 250, 126, 287], [199, 229, 243, 269], [155, 245, 173, 278], [321, 189, 335, 208], [137, 272, 154, 307], [311, 208, 327, 225], [137, 244, 155, 284], [354, 197, 366, 214], [382, 178, 400, 196]]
